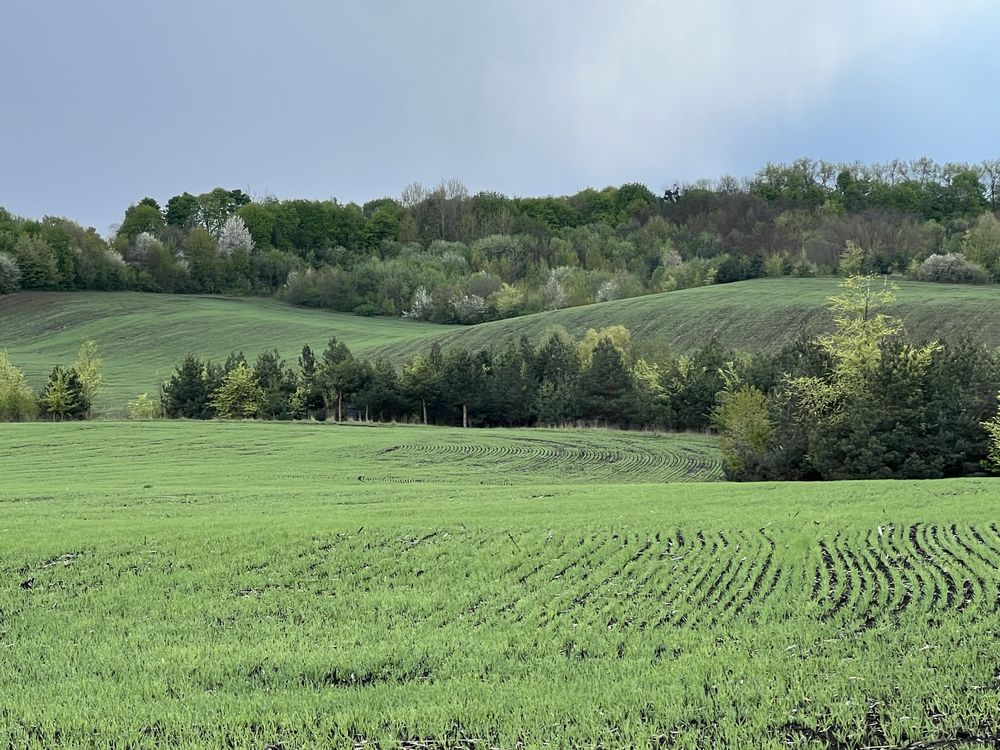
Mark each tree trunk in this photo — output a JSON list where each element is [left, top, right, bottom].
[[422, 398, 427, 425], [337, 392, 343, 422], [462, 403, 468, 428], [364, 405, 369, 422]]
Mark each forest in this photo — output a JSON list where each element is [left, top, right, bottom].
[[2, 158, 1000, 323]]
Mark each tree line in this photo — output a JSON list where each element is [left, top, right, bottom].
[[2, 158, 1000, 324], [5, 277, 1000, 480], [0, 342, 111, 421], [154, 278, 1000, 480]]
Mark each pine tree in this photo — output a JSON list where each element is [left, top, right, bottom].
[[162, 354, 213, 418], [40, 367, 87, 420]]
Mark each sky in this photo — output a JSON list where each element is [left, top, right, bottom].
[[2, 0, 999, 235]]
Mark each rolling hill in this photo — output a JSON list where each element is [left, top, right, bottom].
[[3, 278, 999, 412], [0, 292, 444, 412], [365, 277, 1000, 361]]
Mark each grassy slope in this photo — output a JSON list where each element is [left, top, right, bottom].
[[367, 277, 1000, 362], [3, 278, 999, 410], [0, 291, 444, 411], [2, 422, 999, 747]]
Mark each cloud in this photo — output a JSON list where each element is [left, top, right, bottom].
[[476, 0, 990, 181]]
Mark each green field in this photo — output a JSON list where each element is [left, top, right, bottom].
[[3, 279, 1000, 415], [366, 277, 1000, 363], [0, 292, 444, 411], [3, 422, 1000, 748]]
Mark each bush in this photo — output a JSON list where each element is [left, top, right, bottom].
[[352, 302, 378, 317], [127, 393, 161, 419], [913, 253, 990, 284]]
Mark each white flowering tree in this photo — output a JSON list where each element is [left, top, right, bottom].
[[217, 214, 255, 257], [403, 286, 433, 320], [543, 267, 570, 310]]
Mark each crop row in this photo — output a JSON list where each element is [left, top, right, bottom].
[[371, 436, 722, 483]]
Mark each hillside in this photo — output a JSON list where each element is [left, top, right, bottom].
[[366, 277, 1000, 362], [0, 292, 444, 411], [3, 278, 1000, 412]]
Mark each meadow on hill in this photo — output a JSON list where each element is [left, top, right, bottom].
[[4, 277, 1000, 413]]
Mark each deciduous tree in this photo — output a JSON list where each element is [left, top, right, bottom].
[[0, 352, 36, 420]]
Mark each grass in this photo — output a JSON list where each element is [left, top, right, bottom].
[[3, 277, 1000, 412], [3, 421, 1000, 748], [0, 291, 444, 411], [366, 277, 1000, 362]]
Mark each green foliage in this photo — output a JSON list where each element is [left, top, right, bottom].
[[40, 366, 88, 420], [790, 275, 937, 418], [712, 385, 773, 480], [579, 339, 634, 423], [912, 252, 989, 284], [838, 240, 867, 275], [983, 396, 1000, 472], [72, 340, 104, 416], [162, 354, 217, 419], [12, 234, 61, 289], [126, 392, 160, 419], [253, 350, 295, 420], [118, 202, 164, 240], [211, 362, 264, 419], [961, 212, 1000, 280], [317, 337, 364, 422], [0, 352, 36, 420], [577, 325, 631, 367]]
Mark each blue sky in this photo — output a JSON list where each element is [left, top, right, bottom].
[[2, 1, 997, 234]]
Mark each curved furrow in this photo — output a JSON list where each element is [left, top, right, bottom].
[[495, 536, 604, 620], [837, 533, 872, 625], [814, 538, 844, 621], [615, 534, 686, 626], [934, 525, 986, 614], [702, 531, 764, 627], [819, 534, 856, 624], [969, 526, 1000, 611], [974, 525, 1000, 556], [968, 525, 1000, 565], [732, 529, 778, 619], [582, 538, 657, 627], [877, 526, 916, 617], [524, 535, 617, 625], [670, 535, 728, 628], [644, 531, 715, 631], [545, 535, 644, 626], [855, 529, 898, 627], [376, 439, 719, 483], [906, 524, 944, 612], [705, 538, 756, 613], [680, 533, 741, 628], [916, 524, 959, 611]]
